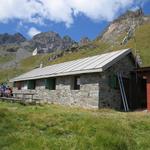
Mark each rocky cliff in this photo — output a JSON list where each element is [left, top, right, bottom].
[[30, 32, 77, 53]]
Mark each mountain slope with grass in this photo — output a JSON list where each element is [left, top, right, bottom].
[[0, 9, 150, 83]]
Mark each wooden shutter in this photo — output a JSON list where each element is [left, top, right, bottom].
[[45, 78, 56, 90], [13, 82, 16, 87], [27, 80, 35, 89], [108, 75, 118, 89]]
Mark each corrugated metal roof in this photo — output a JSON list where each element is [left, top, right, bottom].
[[10, 48, 132, 82]]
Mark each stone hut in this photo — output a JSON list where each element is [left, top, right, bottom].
[[10, 49, 136, 110]]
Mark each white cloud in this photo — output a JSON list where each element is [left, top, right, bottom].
[[27, 27, 41, 37], [69, 0, 134, 21], [0, 0, 143, 27]]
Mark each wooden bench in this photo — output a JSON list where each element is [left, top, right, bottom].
[[13, 92, 36, 102], [0, 97, 21, 102], [1, 92, 45, 105]]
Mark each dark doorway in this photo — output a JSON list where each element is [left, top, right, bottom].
[[129, 73, 147, 110], [119, 75, 147, 111]]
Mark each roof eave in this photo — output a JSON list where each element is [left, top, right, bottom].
[[10, 68, 103, 82]]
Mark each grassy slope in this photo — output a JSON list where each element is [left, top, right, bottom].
[[0, 24, 150, 82], [19, 23, 150, 68], [0, 101, 150, 150], [0, 68, 25, 83], [0, 54, 53, 83], [0, 55, 14, 64], [128, 24, 150, 66], [0, 44, 18, 64], [114, 24, 150, 66]]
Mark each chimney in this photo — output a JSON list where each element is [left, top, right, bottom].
[[40, 62, 43, 68]]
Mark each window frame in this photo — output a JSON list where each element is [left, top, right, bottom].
[[73, 76, 80, 90]]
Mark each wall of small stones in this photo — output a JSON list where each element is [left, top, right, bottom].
[[98, 53, 135, 110], [34, 73, 100, 108]]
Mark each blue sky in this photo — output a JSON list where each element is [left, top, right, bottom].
[[0, 0, 149, 41]]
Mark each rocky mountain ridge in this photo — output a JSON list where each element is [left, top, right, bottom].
[[0, 33, 26, 45], [98, 8, 150, 44], [31, 32, 77, 53]]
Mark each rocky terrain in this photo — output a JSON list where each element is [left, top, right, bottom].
[[79, 37, 90, 46], [98, 9, 150, 44], [31, 32, 77, 53]]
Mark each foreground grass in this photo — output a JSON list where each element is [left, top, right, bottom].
[[0, 102, 150, 150]]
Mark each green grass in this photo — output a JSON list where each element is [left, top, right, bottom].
[[20, 53, 53, 70], [0, 101, 150, 150], [0, 55, 14, 64], [0, 68, 25, 83], [114, 24, 150, 66], [127, 24, 150, 66]]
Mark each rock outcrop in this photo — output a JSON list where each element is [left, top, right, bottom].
[[79, 37, 90, 46], [30, 32, 76, 53], [98, 8, 150, 43]]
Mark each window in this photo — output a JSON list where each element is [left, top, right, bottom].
[[13, 82, 16, 88], [36, 79, 45, 89], [45, 78, 56, 90], [22, 81, 28, 90], [15, 82, 21, 90], [27, 80, 36, 90], [108, 75, 118, 89], [73, 76, 80, 90]]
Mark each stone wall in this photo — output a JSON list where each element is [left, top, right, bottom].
[[34, 73, 100, 108], [98, 53, 135, 109], [13, 73, 100, 108]]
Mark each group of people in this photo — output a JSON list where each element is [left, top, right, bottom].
[[0, 83, 13, 97]]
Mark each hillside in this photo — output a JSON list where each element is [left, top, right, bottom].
[[0, 9, 150, 83], [0, 101, 150, 150]]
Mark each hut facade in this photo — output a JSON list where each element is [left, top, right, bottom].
[[10, 49, 136, 109]]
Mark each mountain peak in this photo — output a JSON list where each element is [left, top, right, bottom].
[[97, 8, 149, 43], [31, 31, 76, 53], [0, 32, 26, 45], [115, 8, 144, 22]]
